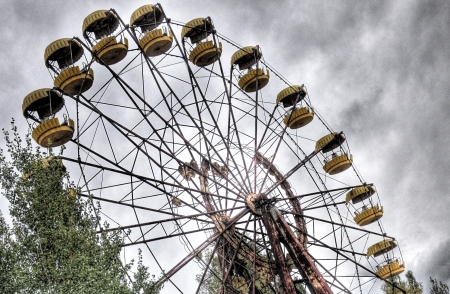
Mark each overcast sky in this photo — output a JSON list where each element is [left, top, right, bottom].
[[1, 0, 449, 292]]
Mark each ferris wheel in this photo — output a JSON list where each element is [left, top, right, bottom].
[[21, 4, 406, 293]]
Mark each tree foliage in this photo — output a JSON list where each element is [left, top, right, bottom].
[[381, 270, 450, 294], [381, 271, 423, 294], [430, 277, 449, 294], [194, 244, 307, 294], [0, 120, 161, 293], [195, 246, 223, 294]]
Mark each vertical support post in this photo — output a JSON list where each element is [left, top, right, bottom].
[[270, 207, 334, 294], [195, 159, 234, 292], [260, 205, 297, 293]]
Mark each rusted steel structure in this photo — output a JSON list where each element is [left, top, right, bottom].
[[21, 3, 407, 293]]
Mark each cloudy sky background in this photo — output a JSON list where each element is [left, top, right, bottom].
[[1, 0, 449, 292]]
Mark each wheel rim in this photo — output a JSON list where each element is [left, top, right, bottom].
[[24, 5, 405, 293]]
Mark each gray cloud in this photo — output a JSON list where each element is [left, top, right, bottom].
[[419, 238, 450, 288]]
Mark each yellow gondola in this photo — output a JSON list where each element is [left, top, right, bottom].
[[130, 4, 163, 33], [376, 260, 405, 279], [366, 239, 398, 258], [232, 276, 249, 293], [53, 66, 94, 95], [346, 185, 376, 204], [231, 46, 262, 70], [22, 157, 66, 179], [354, 205, 383, 226], [82, 10, 128, 65], [22, 88, 64, 120], [44, 38, 84, 68], [178, 162, 196, 181], [69, 188, 77, 198], [315, 132, 346, 153], [91, 36, 129, 65], [323, 153, 353, 175], [31, 117, 75, 148], [276, 85, 307, 108], [211, 161, 228, 179], [238, 68, 270, 92], [211, 214, 236, 235], [181, 18, 214, 44], [188, 40, 222, 67], [172, 197, 182, 207], [181, 18, 221, 66], [130, 5, 173, 57], [139, 28, 173, 57], [44, 38, 94, 95], [283, 107, 314, 129]]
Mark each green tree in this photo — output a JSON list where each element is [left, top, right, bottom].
[[0, 210, 19, 293], [0, 120, 161, 293], [194, 245, 307, 293], [381, 270, 423, 294], [430, 277, 449, 294], [195, 246, 223, 294]]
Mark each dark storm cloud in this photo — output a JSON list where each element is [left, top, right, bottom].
[[328, 1, 450, 286], [0, 0, 121, 124], [0, 1, 76, 124], [214, 0, 450, 287], [427, 238, 450, 282]]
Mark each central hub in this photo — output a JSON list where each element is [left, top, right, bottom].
[[246, 193, 263, 215]]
